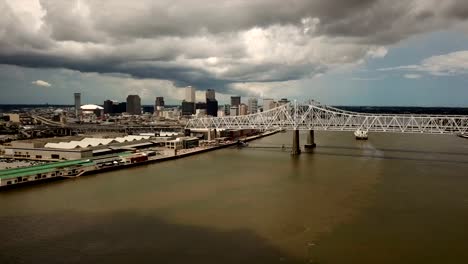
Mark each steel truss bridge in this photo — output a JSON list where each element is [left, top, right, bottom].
[[186, 100, 468, 134], [186, 100, 468, 154]]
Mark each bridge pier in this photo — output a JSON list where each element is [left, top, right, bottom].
[[304, 129, 316, 152], [291, 129, 301, 155]]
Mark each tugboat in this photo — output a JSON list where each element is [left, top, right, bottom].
[[354, 129, 368, 140]]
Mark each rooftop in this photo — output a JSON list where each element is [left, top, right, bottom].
[[0, 159, 95, 180]]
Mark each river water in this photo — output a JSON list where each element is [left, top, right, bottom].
[[1, 131, 468, 263]]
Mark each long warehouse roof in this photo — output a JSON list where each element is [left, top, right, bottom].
[[0, 160, 94, 180]]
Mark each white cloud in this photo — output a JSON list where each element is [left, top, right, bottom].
[[380, 50, 468, 76], [31, 80, 51, 87], [403, 73, 422, 79]]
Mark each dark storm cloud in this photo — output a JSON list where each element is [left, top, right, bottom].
[[1, 0, 468, 94]]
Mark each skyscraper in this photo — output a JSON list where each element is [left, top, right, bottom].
[[206, 99, 218, 117], [205, 89, 217, 117], [185, 86, 196, 102], [104, 99, 113, 114], [247, 98, 258, 114], [155, 97, 165, 107], [239, 103, 248, 115], [182, 101, 195, 116], [206, 89, 215, 101], [126, 95, 141, 115], [74, 93, 81, 116], [263, 98, 275, 111], [231, 96, 241, 107], [154, 97, 165, 116], [230, 106, 239, 116], [223, 104, 230, 116]]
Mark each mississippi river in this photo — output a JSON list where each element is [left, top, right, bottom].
[[1, 131, 468, 263]]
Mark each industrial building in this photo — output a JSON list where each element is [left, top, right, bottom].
[[0, 159, 96, 187], [3, 135, 154, 161], [165, 137, 199, 149]]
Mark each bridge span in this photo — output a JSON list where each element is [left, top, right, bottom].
[[186, 100, 468, 155]]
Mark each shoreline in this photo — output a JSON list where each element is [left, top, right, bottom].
[[0, 130, 280, 190], [82, 129, 281, 175]]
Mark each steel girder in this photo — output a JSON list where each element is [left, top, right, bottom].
[[185, 101, 468, 134]]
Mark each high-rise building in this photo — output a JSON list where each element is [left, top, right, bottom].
[[247, 98, 258, 114], [74, 93, 81, 116], [196, 102, 207, 110], [231, 96, 241, 107], [239, 103, 248, 115], [182, 101, 195, 116], [206, 99, 218, 117], [155, 97, 165, 107], [206, 89, 216, 101], [185, 86, 196, 102], [230, 106, 239, 116], [104, 100, 123, 115], [263, 98, 275, 111], [103, 100, 113, 114], [205, 89, 218, 117], [117, 102, 126, 113], [126, 95, 141, 115], [223, 104, 231, 115], [154, 97, 165, 116]]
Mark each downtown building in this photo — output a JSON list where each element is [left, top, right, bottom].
[[126, 95, 141, 115], [74, 93, 81, 116], [206, 89, 218, 117], [247, 98, 258, 114], [231, 96, 241, 107], [103, 100, 126, 115]]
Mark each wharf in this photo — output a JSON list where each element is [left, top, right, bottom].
[[0, 130, 280, 188], [84, 129, 280, 175]]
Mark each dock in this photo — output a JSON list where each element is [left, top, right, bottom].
[[0, 130, 280, 188]]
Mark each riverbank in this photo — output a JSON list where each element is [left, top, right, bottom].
[[84, 129, 281, 175], [0, 130, 281, 189]]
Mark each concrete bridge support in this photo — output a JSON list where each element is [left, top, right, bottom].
[[291, 129, 301, 155], [304, 129, 316, 152]]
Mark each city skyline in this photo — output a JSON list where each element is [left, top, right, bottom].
[[1, 1, 468, 106]]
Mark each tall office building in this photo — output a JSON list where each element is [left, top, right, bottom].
[[206, 89, 215, 101], [263, 98, 275, 111], [182, 101, 195, 116], [223, 104, 230, 116], [239, 104, 248, 115], [74, 93, 81, 116], [154, 97, 165, 116], [103, 100, 113, 114], [206, 99, 218, 117], [185, 86, 196, 102], [247, 98, 258, 114], [205, 89, 217, 117], [155, 97, 165, 107], [230, 106, 239, 116], [231, 96, 241, 107], [126, 95, 141, 115]]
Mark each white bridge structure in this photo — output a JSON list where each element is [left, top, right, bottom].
[[186, 100, 468, 154]]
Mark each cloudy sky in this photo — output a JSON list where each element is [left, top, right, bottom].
[[1, 0, 468, 106]]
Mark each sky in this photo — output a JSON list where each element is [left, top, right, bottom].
[[1, 0, 468, 106]]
